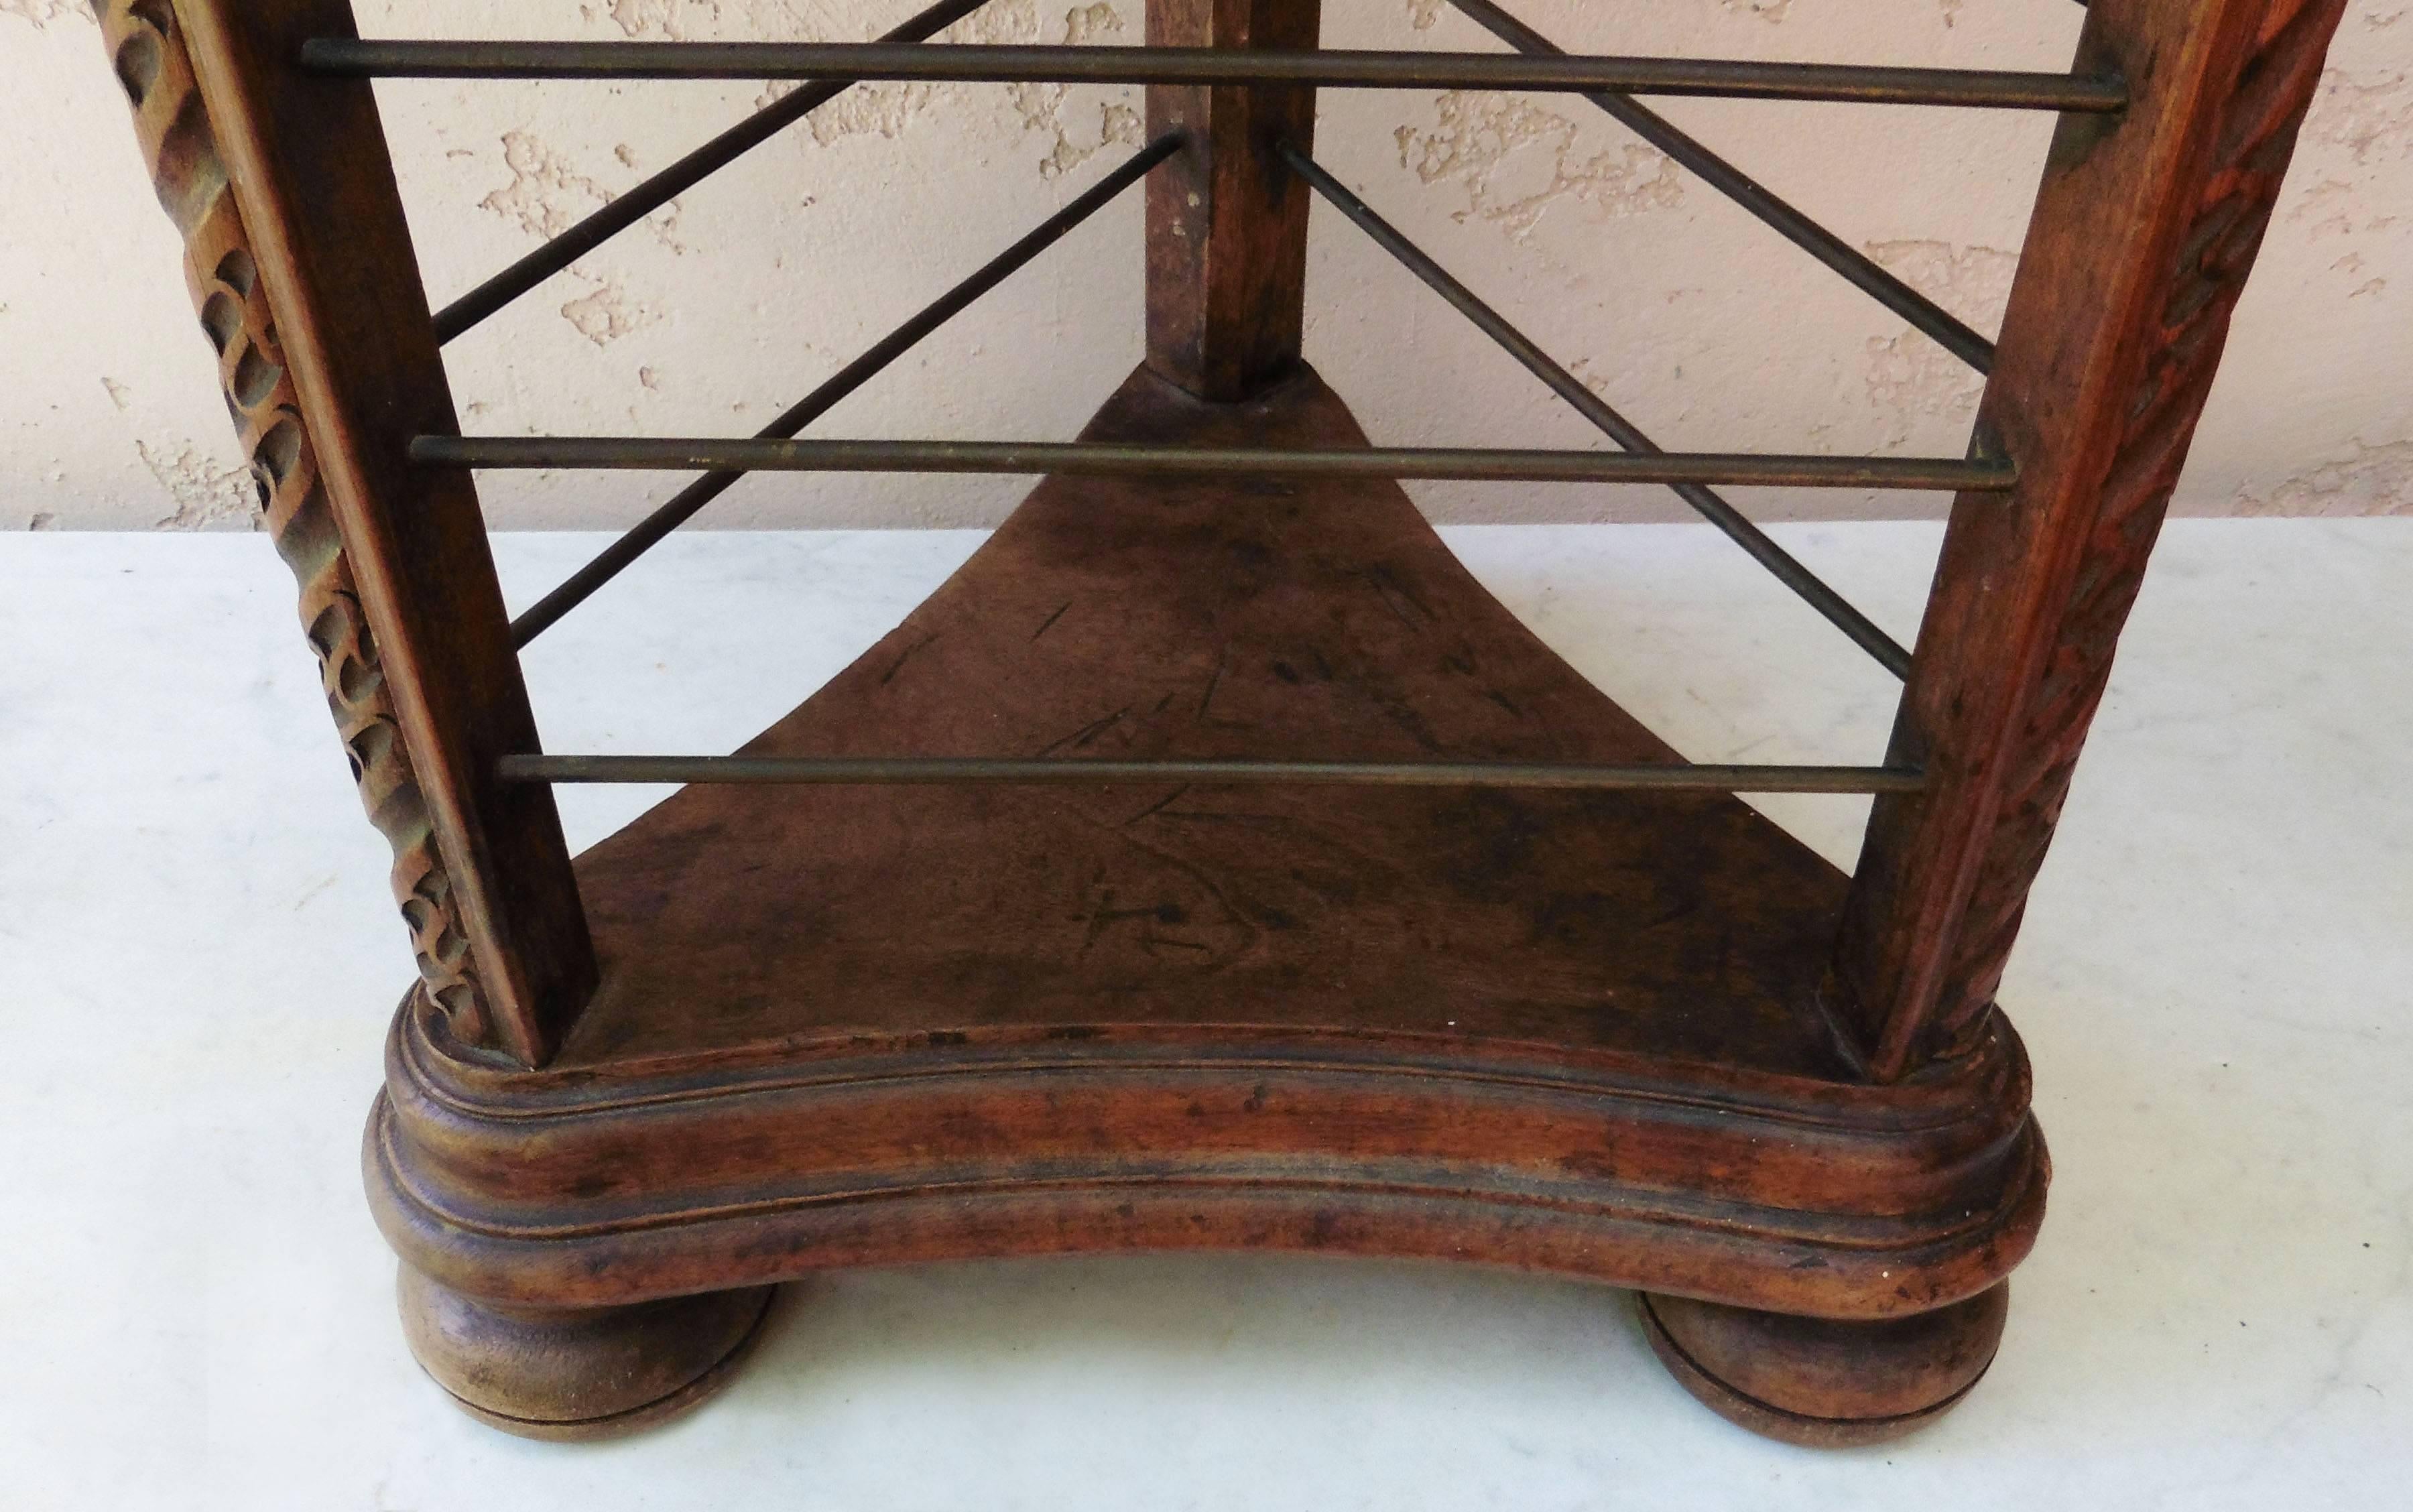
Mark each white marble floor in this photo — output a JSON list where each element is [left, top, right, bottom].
[[3, 520, 2406, 1510]]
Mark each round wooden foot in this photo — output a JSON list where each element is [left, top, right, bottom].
[[397, 1267, 776, 1440], [1637, 1283, 2009, 1447]]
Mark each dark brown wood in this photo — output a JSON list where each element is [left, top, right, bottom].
[[1831, 0, 2350, 1081], [98, 0, 580, 1060], [552, 367, 1874, 1080], [367, 370, 2044, 1367], [150, 0, 597, 1066], [103, 0, 2342, 1454], [397, 1265, 774, 1439], [1639, 1283, 2011, 1446], [1143, 0, 1320, 399]]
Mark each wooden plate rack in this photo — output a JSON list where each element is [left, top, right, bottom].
[[101, 0, 2345, 1446]]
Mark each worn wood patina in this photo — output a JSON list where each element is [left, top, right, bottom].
[[106, 0, 2345, 1448]]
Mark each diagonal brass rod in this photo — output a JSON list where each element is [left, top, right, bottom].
[[1443, 0, 1993, 374], [300, 40, 2129, 113], [434, 0, 997, 344], [1278, 143, 1917, 679], [505, 133, 1184, 648], [499, 754, 1928, 794]]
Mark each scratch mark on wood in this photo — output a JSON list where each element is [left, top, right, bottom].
[[1361, 564, 1434, 631], [1196, 647, 1227, 722], [1036, 704, 1133, 757], [879, 632, 939, 687], [1125, 785, 1192, 826]]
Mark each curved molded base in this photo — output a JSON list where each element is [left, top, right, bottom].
[[365, 369, 2048, 1327], [367, 367, 2044, 1422], [1638, 1284, 2010, 1447], [397, 1266, 776, 1441]]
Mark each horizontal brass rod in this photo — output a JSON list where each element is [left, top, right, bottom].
[[300, 41, 2127, 112], [499, 755, 1927, 794], [415, 436, 2014, 491]]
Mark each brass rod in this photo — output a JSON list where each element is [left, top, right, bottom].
[[499, 754, 1927, 794], [434, 0, 997, 344], [418, 436, 2014, 491], [507, 133, 1183, 647], [1279, 141, 1915, 679], [1442, 0, 1994, 374], [299, 41, 2127, 112]]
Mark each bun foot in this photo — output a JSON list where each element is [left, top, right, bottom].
[[1637, 1283, 2010, 1447], [397, 1267, 776, 1440]]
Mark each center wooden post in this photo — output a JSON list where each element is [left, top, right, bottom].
[[1143, 0, 1321, 401]]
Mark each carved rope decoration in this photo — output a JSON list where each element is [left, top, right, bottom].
[[103, 0, 495, 1046], [1927, 0, 2346, 1058]]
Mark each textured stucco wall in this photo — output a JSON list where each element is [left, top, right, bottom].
[[8, 0, 2412, 531]]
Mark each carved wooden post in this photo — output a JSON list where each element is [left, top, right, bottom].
[[101, 0, 597, 1067], [1143, 0, 1322, 400], [1831, 0, 2348, 1082]]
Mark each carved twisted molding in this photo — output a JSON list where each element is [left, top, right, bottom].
[[1923, 0, 2347, 1057], [103, 0, 493, 1046]]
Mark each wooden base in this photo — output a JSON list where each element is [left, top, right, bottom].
[[1638, 1284, 2012, 1446], [397, 1265, 775, 1440], [365, 363, 2046, 1443]]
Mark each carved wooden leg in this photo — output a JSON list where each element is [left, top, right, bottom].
[[1637, 1285, 2009, 1447], [397, 1267, 776, 1440]]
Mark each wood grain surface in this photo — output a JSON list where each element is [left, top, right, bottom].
[[1833, 0, 2350, 1080], [371, 368, 2045, 1325]]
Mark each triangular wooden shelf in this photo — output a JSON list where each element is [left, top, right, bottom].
[[558, 365, 1857, 1079], [376, 369, 2042, 1352]]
